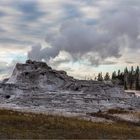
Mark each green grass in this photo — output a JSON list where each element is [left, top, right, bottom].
[[0, 109, 139, 139]]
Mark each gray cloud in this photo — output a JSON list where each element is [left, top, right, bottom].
[[28, 19, 121, 65], [0, 37, 33, 45], [14, 0, 46, 22], [28, 0, 140, 66], [28, 43, 60, 61], [125, 61, 134, 64], [61, 3, 82, 20], [28, 44, 42, 61], [0, 0, 140, 79]]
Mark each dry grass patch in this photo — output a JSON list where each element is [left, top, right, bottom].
[[107, 108, 130, 114], [0, 109, 139, 139]]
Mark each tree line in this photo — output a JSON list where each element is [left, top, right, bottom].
[[96, 66, 140, 90]]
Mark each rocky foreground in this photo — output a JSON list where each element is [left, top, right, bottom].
[[0, 60, 140, 122]]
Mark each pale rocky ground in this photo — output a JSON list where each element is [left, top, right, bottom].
[[0, 60, 140, 123]]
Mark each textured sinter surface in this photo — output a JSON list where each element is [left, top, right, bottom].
[[0, 60, 139, 117]]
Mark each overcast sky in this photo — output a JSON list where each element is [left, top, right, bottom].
[[0, 0, 140, 79]]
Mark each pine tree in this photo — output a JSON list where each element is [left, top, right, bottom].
[[124, 67, 128, 74], [130, 66, 134, 89], [135, 66, 140, 90], [118, 70, 121, 77], [124, 67, 128, 90], [119, 72, 124, 85], [131, 66, 134, 73], [117, 69, 122, 82], [112, 71, 116, 80], [104, 72, 110, 81], [97, 73, 103, 81]]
